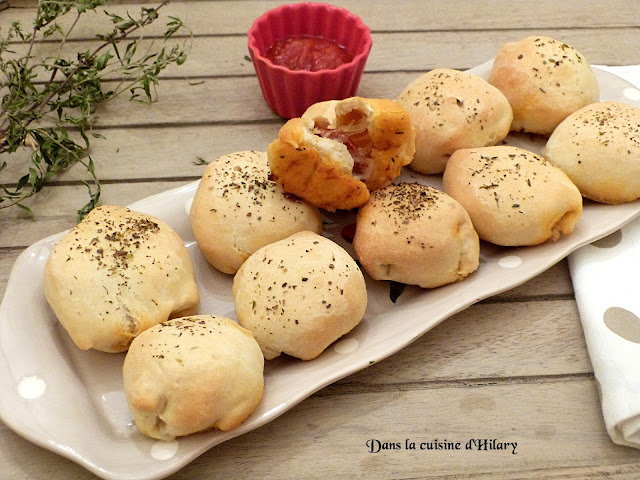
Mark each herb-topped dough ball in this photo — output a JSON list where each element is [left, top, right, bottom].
[[488, 36, 599, 135], [396, 68, 513, 174], [123, 315, 264, 440], [353, 183, 480, 289], [44, 205, 200, 353], [233, 231, 367, 361], [190, 150, 323, 274], [544, 101, 640, 204], [443, 146, 583, 246]]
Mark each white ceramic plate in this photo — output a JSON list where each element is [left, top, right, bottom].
[[2, 62, 640, 480]]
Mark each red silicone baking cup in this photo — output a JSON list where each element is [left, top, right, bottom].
[[248, 2, 372, 119]]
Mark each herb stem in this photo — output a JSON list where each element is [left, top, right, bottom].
[[58, 11, 82, 57], [0, 0, 190, 219], [32, 1, 169, 118]]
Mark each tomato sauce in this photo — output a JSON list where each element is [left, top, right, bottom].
[[266, 35, 353, 71]]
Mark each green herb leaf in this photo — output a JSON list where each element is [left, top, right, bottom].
[[76, 158, 101, 222], [16, 203, 35, 218], [389, 281, 407, 303], [0, 0, 192, 219], [193, 156, 209, 166]]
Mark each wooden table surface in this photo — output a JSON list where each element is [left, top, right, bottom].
[[1, 1, 640, 479]]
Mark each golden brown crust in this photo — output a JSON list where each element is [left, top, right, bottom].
[[44, 205, 200, 353], [268, 119, 370, 211], [267, 97, 415, 211], [353, 183, 480, 289], [190, 150, 323, 274], [544, 101, 640, 204], [344, 98, 416, 190], [396, 68, 513, 174], [443, 146, 583, 246], [123, 315, 264, 440], [233, 231, 367, 361], [488, 36, 599, 135]]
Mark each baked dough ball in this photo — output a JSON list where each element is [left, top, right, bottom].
[[544, 101, 640, 204], [267, 97, 415, 211], [353, 183, 480, 289], [44, 205, 200, 353], [488, 36, 599, 135], [396, 67, 513, 174], [233, 231, 367, 360], [443, 146, 583, 246], [123, 315, 264, 440], [190, 150, 323, 274]]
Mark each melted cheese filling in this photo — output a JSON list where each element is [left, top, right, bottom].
[[309, 100, 376, 181]]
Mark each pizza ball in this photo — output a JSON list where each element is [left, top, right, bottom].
[[267, 97, 415, 211], [544, 101, 640, 204], [443, 145, 583, 246], [123, 315, 264, 440], [44, 205, 200, 353], [353, 183, 480, 289], [233, 231, 367, 360], [488, 36, 599, 135], [396, 67, 513, 174], [190, 150, 323, 274]]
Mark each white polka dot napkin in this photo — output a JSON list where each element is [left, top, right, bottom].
[[569, 64, 640, 450]]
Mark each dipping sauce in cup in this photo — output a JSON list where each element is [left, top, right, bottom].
[[266, 35, 353, 72], [248, 3, 372, 119]]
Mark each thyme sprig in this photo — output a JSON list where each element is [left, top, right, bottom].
[[0, 0, 191, 221]]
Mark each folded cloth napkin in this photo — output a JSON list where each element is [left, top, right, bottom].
[[568, 64, 640, 450]]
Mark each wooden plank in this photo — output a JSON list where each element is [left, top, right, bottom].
[[0, 248, 22, 299], [368, 28, 640, 71], [0, 123, 283, 184], [500, 260, 573, 299], [126, 379, 640, 479], [3, 28, 638, 83], [341, 298, 591, 386], [5, 0, 640, 35], [0, 75, 279, 126], [3, 73, 467, 133], [1, 373, 637, 479], [3, 46, 634, 135], [0, 180, 189, 247]]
